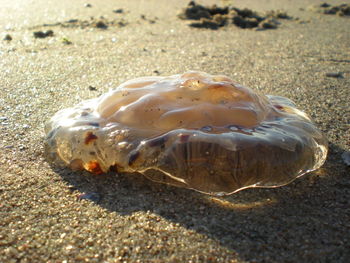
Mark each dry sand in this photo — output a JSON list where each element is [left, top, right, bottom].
[[1, 0, 349, 262]]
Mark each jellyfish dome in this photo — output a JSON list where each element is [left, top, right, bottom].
[[45, 71, 328, 195]]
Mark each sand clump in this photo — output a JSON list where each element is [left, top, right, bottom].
[[178, 1, 292, 30], [309, 3, 350, 16]]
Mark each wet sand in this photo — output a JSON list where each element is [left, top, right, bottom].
[[1, 0, 349, 262]]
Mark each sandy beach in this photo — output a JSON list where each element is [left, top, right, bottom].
[[1, 0, 349, 262]]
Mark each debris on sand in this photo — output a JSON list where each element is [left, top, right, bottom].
[[178, 1, 291, 30], [140, 14, 157, 24], [33, 30, 54, 38], [309, 3, 350, 16], [61, 37, 72, 45], [31, 17, 128, 31]]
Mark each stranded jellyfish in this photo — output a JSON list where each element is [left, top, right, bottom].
[[45, 71, 328, 195]]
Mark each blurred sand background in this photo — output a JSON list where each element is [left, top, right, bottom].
[[0, 0, 349, 262]]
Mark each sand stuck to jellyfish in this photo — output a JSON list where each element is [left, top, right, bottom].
[[45, 71, 328, 195]]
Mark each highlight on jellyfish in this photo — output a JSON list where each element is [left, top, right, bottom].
[[45, 71, 328, 196]]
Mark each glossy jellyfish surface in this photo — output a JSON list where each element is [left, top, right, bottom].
[[45, 71, 328, 195]]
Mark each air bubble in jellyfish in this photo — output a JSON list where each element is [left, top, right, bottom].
[[45, 71, 328, 195]]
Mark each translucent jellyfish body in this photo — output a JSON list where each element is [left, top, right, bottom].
[[45, 71, 328, 195]]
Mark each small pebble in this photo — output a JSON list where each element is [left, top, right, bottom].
[[3, 34, 12, 41], [88, 85, 97, 91], [67, 19, 78, 23], [113, 9, 124, 14], [320, 3, 331, 8], [84, 3, 92, 8], [325, 72, 344, 78], [77, 192, 101, 202], [33, 30, 54, 38], [94, 21, 108, 29], [342, 151, 350, 166]]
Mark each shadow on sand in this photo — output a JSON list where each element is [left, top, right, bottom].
[[51, 142, 349, 262]]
